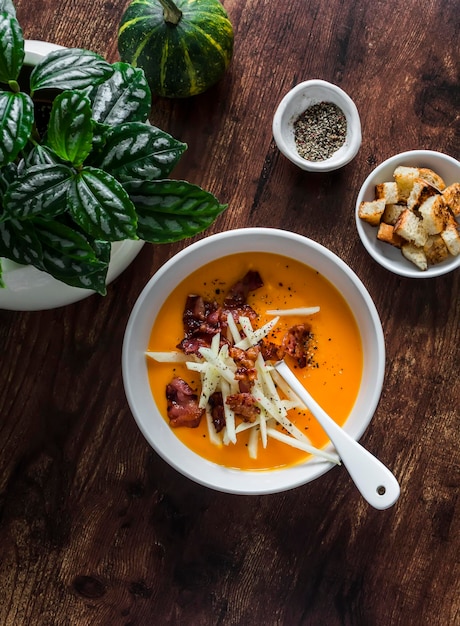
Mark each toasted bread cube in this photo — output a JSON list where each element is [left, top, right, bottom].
[[407, 178, 439, 211], [440, 219, 460, 256], [424, 235, 449, 265], [377, 223, 403, 248], [375, 182, 399, 204], [358, 198, 386, 226], [401, 243, 428, 270], [394, 209, 428, 247], [419, 195, 450, 235], [442, 183, 460, 216], [418, 167, 446, 191], [382, 203, 406, 226], [393, 166, 420, 201]]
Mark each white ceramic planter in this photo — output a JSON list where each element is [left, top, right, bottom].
[[0, 40, 144, 311]]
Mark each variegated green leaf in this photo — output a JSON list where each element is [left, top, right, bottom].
[[0, 90, 33, 166], [68, 166, 138, 241], [43, 261, 108, 294], [25, 144, 62, 167], [89, 238, 111, 266], [2, 163, 73, 219], [0, 160, 17, 197], [33, 218, 109, 295], [32, 217, 100, 263], [89, 120, 110, 153], [30, 48, 114, 93], [0, 217, 43, 265], [0, 1, 16, 17], [124, 179, 227, 243], [87, 62, 151, 126], [47, 90, 93, 166], [96, 122, 187, 182], [0, 12, 23, 82]]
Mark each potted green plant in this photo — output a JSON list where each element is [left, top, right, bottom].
[[0, 0, 226, 296]]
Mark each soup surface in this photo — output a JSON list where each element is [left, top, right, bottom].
[[147, 252, 363, 470]]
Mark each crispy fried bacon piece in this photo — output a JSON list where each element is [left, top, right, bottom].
[[177, 272, 264, 356], [182, 294, 220, 337], [229, 345, 259, 385], [178, 336, 213, 356], [166, 377, 204, 428], [260, 340, 285, 363], [177, 295, 221, 354], [282, 323, 313, 368], [224, 270, 263, 308], [222, 303, 258, 325], [226, 392, 260, 423], [209, 392, 226, 433]]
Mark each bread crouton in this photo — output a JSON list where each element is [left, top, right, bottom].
[[442, 182, 460, 216], [377, 223, 403, 247], [358, 198, 386, 226], [440, 220, 460, 256], [401, 243, 428, 270], [375, 182, 399, 204], [418, 167, 446, 191], [359, 163, 459, 270], [419, 195, 449, 235], [424, 235, 449, 265], [382, 203, 406, 226], [407, 178, 440, 211], [394, 209, 428, 247], [393, 166, 419, 201]]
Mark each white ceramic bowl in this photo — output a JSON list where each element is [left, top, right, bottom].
[[272, 79, 362, 172], [122, 228, 385, 495], [355, 150, 460, 278]]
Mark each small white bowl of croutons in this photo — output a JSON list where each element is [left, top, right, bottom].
[[356, 150, 460, 277]]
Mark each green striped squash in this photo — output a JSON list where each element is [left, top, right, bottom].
[[118, 0, 234, 98]]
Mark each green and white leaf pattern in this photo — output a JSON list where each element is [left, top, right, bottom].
[[0, 12, 23, 82], [97, 122, 187, 182], [25, 144, 62, 167], [2, 163, 73, 219], [68, 166, 138, 241], [87, 62, 151, 126], [0, 90, 33, 166], [30, 48, 114, 93], [0, 217, 43, 265], [125, 179, 227, 243], [34, 218, 109, 295], [33, 217, 101, 263], [0, 1, 16, 17], [0, 160, 17, 196]]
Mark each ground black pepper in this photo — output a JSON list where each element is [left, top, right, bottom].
[[293, 101, 347, 161]]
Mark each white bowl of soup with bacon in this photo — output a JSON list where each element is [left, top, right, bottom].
[[122, 228, 385, 495]]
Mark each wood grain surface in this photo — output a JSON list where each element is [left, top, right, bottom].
[[0, 0, 459, 624]]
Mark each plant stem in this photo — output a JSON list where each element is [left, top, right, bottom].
[[8, 79, 20, 93], [158, 0, 182, 25]]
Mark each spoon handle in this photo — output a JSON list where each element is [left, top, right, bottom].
[[274, 361, 400, 510]]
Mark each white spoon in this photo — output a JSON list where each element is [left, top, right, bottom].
[[274, 360, 400, 510]]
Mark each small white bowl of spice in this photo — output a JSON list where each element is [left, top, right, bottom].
[[273, 79, 362, 172]]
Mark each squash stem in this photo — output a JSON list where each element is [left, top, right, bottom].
[[158, 0, 182, 25]]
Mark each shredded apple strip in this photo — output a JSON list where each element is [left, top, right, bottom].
[[147, 310, 340, 465]]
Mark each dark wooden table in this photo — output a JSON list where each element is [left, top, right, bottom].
[[1, 1, 459, 624]]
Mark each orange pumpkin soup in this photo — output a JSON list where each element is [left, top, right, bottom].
[[147, 252, 363, 471]]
